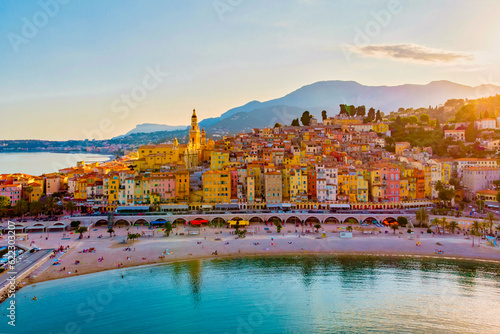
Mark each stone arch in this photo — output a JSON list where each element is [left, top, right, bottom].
[[133, 219, 149, 225], [267, 216, 282, 225], [285, 216, 301, 225], [230, 217, 244, 222], [324, 217, 340, 224], [305, 217, 321, 225], [382, 217, 398, 226], [95, 219, 108, 226], [249, 216, 264, 224], [362, 217, 378, 225], [211, 217, 226, 227], [115, 219, 131, 226], [343, 217, 359, 224], [172, 218, 187, 225]]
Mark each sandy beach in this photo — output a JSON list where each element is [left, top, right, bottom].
[[4, 223, 500, 286]]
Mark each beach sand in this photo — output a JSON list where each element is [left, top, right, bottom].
[[4, 224, 500, 286]]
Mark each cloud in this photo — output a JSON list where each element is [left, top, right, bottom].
[[349, 44, 474, 64]]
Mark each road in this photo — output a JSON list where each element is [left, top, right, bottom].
[[0, 249, 53, 290]]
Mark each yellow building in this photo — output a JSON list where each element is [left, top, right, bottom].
[[210, 150, 230, 171], [356, 169, 369, 202], [373, 123, 389, 133], [289, 167, 307, 201], [395, 142, 411, 155], [203, 170, 231, 203], [175, 170, 190, 201]]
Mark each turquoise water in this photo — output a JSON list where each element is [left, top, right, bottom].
[[1, 256, 499, 334], [0, 152, 112, 175]]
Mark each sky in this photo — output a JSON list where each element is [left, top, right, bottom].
[[1, 0, 500, 140]]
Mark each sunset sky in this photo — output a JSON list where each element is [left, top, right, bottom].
[[2, 0, 500, 140]]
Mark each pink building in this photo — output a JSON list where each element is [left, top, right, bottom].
[[229, 169, 238, 200], [150, 175, 175, 201], [45, 174, 62, 195], [0, 184, 22, 205]]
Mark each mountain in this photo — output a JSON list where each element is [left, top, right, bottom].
[[116, 123, 188, 138], [120, 80, 500, 137]]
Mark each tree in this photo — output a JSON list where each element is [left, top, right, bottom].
[[273, 218, 283, 233], [348, 105, 356, 117], [438, 188, 455, 207], [127, 233, 140, 242], [70, 220, 81, 229], [419, 114, 430, 124], [291, 118, 300, 126], [346, 225, 353, 232], [476, 199, 485, 213], [375, 110, 382, 122], [408, 116, 418, 124], [367, 108, 375, 121], [14, 199, 28, 218], [356, 105, 366, 117], [0, 196, 11, 219], [300, 111, 313, 126], [314, 223, 322, 233], [274, 123, 282, 128], [0, 196, 10, 208], [390, 224, 399, 234], [65, 201, 77, 215], [29, 201, 43, 217], [321, 110, 327, 121], [435, 118, 441, 130], [485, 212, 497, 235], [107, 227, 115, 237], [44, 196, 56, 216], [470, 221, 481, 247], [430, 218, 441, 234], [396, 216, 408, 227], [24, 186, 34, 201], [465, 122, 477, 142], [415, 208, 429, 227], [448, 221, 459, 234], [455, 104, 477, 122], [75, 226, 88, 239], [163, 221, 173, 237], [339, 104, 347, 117]]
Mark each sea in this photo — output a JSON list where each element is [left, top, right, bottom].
[[0, 152, 113, 175], [1, 256, 499, 334]]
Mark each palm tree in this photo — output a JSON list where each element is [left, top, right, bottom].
[[430, 218, 441, 234], [107, 227, 114, 237], [476, 199, 485, 213], [480, 221, 488, 237], [44, 197, 56, 216], [471, 221, 481, 247], [390, 224, 399, 234], [75, 226, 88, 239], [24, 185, 34, 201], [416, 208, 429, 227], [448, 221, 459, 234], [439, 218, 448, 235], [485, 212, 497, 235], [314, 223, 322, 233], [273, 218, 283, 233], [346, 225, 353, 232], [163, 221, 173, 237], [65, 201, 77, 216]]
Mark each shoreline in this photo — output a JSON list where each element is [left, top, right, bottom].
[[22, 247, 500, 287]]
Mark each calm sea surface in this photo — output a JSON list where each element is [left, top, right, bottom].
[[0, 152, 112, 175], [1, 256, 499, 334]]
